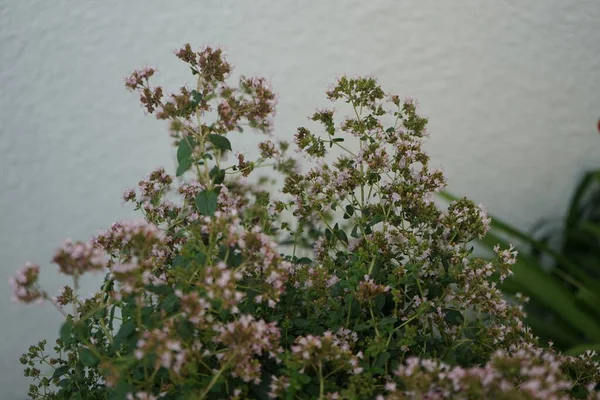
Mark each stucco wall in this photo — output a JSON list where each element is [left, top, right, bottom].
[[1, 0, 599, 397]]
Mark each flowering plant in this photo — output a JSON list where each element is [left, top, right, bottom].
[[14, 44, 600, 400]]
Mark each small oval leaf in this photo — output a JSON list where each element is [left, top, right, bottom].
[[208, 134, 232, 151], [195, 190, 218, 216]]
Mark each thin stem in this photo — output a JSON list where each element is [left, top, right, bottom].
[[332, 141, 358, 157], [318, 361, 324, 400], [386, 313, 418, 347], [72, 273, 79, 320], [292, 223, 301, 258], [367, 256, 376, 275], [345, 300, 353, 327], [200, 362, 228, 399], [370, 307, 380, 337], [41, 292, 68, 318], [351, 101, 366, 205]]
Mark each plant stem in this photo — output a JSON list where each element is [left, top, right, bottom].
[[200, 363, 228, 399], [318, 362, 324, 400]]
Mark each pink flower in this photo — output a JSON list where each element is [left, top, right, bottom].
[[9, 262, 42, 303]]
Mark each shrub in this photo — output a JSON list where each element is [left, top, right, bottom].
[[13, 44, 600, 400]]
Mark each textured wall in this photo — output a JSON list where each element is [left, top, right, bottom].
[[1, 0, 599, 397]]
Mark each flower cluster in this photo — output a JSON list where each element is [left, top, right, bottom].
[[52, 239, 107, 276], [214, 315, 282, 383], [356, 275, 391, 303], [383, 347, 600, 399], [238, 226, 293, 307], [290, 331, 364, 376], [9, 263, 42, 303], [135, 323, 188, 376]]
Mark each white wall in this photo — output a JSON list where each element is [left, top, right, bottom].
[[1, 0, 599, 397]]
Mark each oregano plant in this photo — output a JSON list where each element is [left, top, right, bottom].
[[11, 44, 600, 400]]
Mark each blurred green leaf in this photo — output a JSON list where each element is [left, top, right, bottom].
[[112, 319, 136, 351], [51, 365, 70, 381], [565, 343, 600, 356], [78, 347, 100, 367], [195, 189, 218, 216], [567, 170, 600, 224], [60, 320, 73, 347]]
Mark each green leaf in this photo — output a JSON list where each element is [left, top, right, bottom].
[[297, 257, 312, 265], [379, 316, 398, 327], [173, 254, 186, 269], [208, 134, 232, 152], [113, 319, 136, 350], [567, 170, 600, 224], [580, 222, 600, 242], [565, 343, 600, 356], [158, 293, 180, 314], [523, 312, 580, 347], [51, 365, 70, 381], [176, 157, 192, 177], [293, 318, 309, 327], [372, 351, 390, 370], [108, 380, 136, 400], [227, 251, 243, 268], [443, 309, 464, 326], [343, 204, 354, 219], [176, 320, 195, 342], [195, 251, 207, 265], [195, 190, 218, 216], [335, 229, 348, 244], [78, 347, 100, 367], [74, 321, 89, 341], [297, 374, 312, 385], [177, 137, 195, 165], [368, 213, 385, 227], [57, 378, 70, 389], [60, 320, 73, 347], [374, 293, 386, 311], [190, 90, 203, 107], [209, 166, 226, 185]]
